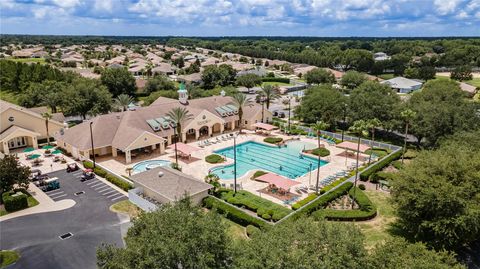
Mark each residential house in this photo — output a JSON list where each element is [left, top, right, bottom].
[[381, 77, 423, 93]]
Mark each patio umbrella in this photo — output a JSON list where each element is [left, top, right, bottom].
[[52, 149, 62, 154], [23, 147, 35, 152], [29, 154, 41, 159], [42, 145, 54, 150]]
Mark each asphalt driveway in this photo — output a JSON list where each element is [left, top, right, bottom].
[[0, 169, 130, 269]]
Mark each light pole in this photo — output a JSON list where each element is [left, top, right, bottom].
[[260, 98, 265, 123], [287, 97, 291, 134], [89, 121, 96, 168], [230, 133, 238, 194], [341, 103, 347, 142], [172, 125, 178, 167]]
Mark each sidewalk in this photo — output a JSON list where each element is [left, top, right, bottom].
[[0, 183, 76, 222]]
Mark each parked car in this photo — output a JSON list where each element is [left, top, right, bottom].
[[66, 162, 79, 172], [37, 177, 60, 192], [80, 169, 95, 182]]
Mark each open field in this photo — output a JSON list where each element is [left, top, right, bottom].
[[110, 200, 142, 219], [261, 81, 292, 87], [8, 58, 46, 64], [465, 78, 480, 88]]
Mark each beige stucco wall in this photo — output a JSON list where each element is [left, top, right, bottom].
[[244, 110, 273, 130], [183, 110, 224, 132], [1, 108, 63, 140], [126, 132, 165, 151]]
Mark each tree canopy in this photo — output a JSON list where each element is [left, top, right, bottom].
[[100, 67, 136, 97], [0, 155, 30, 193], [201, 64, 236, 89], [340, 70, 368, 90], [295, 85, 346, 126], [304, 68, 335, 85], [144, 75, 176, 94], [235, 74, 262, 89]]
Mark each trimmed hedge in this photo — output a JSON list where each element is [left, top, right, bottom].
[[203, 196, 268, 228], [82, 161, 133, 191], [320, 134, 342, 144], [311, 147, 330, 157], [291, 182, 354, 220], [262, 77, 290, 83], [312, 187, 377, 221], [292, 193, 318, 210], [359, 184, 366, 190], [217, 190, 291, 222], [264, 137, 283, 144], [370, 171, 396, 183], [2, 191, 28, 212], [360, 150, 402, 181], [205, 154, 224, 164], [246, 224, 260, 238]]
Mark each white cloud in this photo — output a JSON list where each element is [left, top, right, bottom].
[[51, 0, 80, 9], [434, 0, 463, 15], [94, 0, 113, 12]]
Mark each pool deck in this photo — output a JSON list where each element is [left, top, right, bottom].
[[98, 131, 362, 206]]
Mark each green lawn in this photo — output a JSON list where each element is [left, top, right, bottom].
[[8, 58, 46, 64], [261, 81, 292, 87], [356, 190, 396, 250], [378, 74, 394, 80], [0, 194, 39, 217], [0, 90, 20, 105], [0, 250, 20, 268], [221, 217, 248, 241], [110, 200, 142, 219], [465, 78, 480, 88]]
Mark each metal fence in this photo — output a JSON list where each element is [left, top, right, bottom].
[[128, 187, 158, 212]]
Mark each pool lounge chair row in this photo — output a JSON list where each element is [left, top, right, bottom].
[[221, 183, 243, 190], [197, 135, 234, 148]]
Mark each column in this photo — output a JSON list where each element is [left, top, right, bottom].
[[151, 144, 157, 150], [195, 129, 200, 140], [208, 126, 212, 137], [125, 150, 131, 164], [181, 132, 186, 142], [167, 136, 172, 145], [231, 121, 235, 130], [32, 137, 38, 149], [160, 141, 165, 154], [112, 147, 117, 157], [220, 124, 225, 133], [3, 142, 9, 155]]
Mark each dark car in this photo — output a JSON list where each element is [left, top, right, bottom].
[[66, 162, 79, 172], [80, 170, 95, 182]]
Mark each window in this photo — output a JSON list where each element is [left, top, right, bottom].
[[244, 120, 248, 124]]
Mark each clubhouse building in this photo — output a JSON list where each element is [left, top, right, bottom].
[[56, 88, 272, 163], [0, 100, 64, 155]]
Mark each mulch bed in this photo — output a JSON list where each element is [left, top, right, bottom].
[[258, 187, 300, 202]]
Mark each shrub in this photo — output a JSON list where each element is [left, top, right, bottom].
[[264, 137, 283, 144], [252, 170, 267, 179], [262, 213, 272, 220], [2, 191, 28, 212], [292, 193, 318, 210], [370, 171, 396, 183], [312, 187, 377, 221], [311, 147, 330, 157], [246, 225, 260, 238], [320, 134, 342, 144], [262, 77, 290, 83], [203, 196, 268, 228], [359, 184, 366, 190], [217, 189, 291, 222], [205, 154, 224, 164], [82, 161, 133, 191], [360, 150, 402, 181], [171, 162, 182, 171], [391, 160, 404, 170]]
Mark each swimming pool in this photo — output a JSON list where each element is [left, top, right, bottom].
[[132, 160, 171, 174], [211, 140, 327, 179]]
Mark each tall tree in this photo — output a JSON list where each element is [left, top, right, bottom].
[[166, 107, 193, 143], [42, 112, 52, 145], [366, 118, 381, 164], [295, 85, 346, 126], [340, 70, 368, 90], [450, 65, 473, 81], [348, 120, 369, 208], [100, 67, 136, 97], [229, 93, 253, 133], [63, 79, 112, 119], [236, 74, 262, 92], [0, 155, 31, 194], [97, 200, 232, 269], [144, 75, 176, 94], [312, 121, 330, 194], [400, 109, 416, 164], [113, 94, 134, 112], [258, 84, 279, 109], [304, 68, 335, 85]]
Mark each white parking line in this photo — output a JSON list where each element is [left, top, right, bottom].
[[94, 185, 110, 191], [107, 192, 123, 198], [50, 193, 68, 199], [111, 195, 125, 201], [90, 182, 104, 188], [101, 189, 116, 195], [72, 171, 83, 175], [86, 180, 99, 186], [98, 187, 114, 194], [47, 190, 64, 196]]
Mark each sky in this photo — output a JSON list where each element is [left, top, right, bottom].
[[1, 0, 480, 37]]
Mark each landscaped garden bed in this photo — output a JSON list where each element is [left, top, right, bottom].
[[305, 147, 330, 157], [205, 154, 225, 164], [83, 161, 133, 191], [263, 137, 283, 144]]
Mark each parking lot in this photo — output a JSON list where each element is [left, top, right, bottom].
[[0, 168, 129, 269]]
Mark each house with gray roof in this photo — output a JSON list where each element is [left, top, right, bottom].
[[381, 77, 423, 93]]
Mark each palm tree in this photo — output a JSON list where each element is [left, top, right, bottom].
[[348, 120, 370, 209], [229, 93, 253, 133], [259, 84, 280, 110], [114, 94, 134, 112], [366, 118, 381, 164], [42, 112, 52, 145], [400, 109, 416, 164], [312, 121, 330, 194], [166, 107, 193, 166]]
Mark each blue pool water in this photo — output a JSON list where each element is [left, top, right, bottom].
[[211, 141, 327, 179], [132, 160, 171, 174]]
